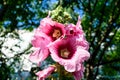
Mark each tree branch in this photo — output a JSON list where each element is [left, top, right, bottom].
[[94, 58, 120, 66]]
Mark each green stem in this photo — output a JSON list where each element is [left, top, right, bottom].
[[57, 63, 63, 80]]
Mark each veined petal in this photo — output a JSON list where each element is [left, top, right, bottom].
[[60, 47, 90, 72], [64, 60, 76, 72], [31, 34, 51, 48], [36, 66, 55, 80], [39, 17, 54, 31], [29, 48, 49, 64], [75, 47, 90, 63], [76, 35, 89, 50], [65, 16, 89, 50], [37, 17, 65, 41], [76, 16, 82, 29], [48, 37, 90, 72], [72, 64, 84, 80], [73, 70, 83, 80], [54, 22, 65, 35]]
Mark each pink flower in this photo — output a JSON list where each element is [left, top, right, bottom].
[[65, 16, 89, 50], [65, 16, 82, 36], [36, 66, 55, 80], [29, 14, 90, 80], [29, 16, 65, 64], [39, 17, 65, 41], [48, 37, 90, 72]]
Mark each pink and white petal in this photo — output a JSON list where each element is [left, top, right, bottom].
[[31, 28, 52, 48], [29, 48, 49, 64], [63, 60, 76, 72], [54, 22, 65, 34], [75, 34, 89, 50], [29, 49, 40, 63], [63, 47, 90, 72], [75, 47, 90, 63], [73, 64, 85, 80], [39, 17, 55, 35], [31, 37, 44, 48], [73, 70, 83, 80], [36, 66, 55, 80], [49, 44, 61, 62], [39, 17, 54, 29], [76, 16, 82, 29], [31, 36, 50, 48]]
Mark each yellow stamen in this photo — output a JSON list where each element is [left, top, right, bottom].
[[60, 48, 70, 58], [52, 29, 61, 39]]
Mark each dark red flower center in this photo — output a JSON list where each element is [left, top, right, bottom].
[[70, 30, 74, 34], [57, 43, 75, 59]]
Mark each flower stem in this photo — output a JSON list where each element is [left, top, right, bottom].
[[57, 63, 64, 80]]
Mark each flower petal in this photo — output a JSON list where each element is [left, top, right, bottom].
[[29, 48, 49, 64], [36, 66, 55, 80], [75, 47, 90, 63], [39, 17, 54, 34], [64, 60, 76, 72], [72, 64, 84, 80], [48, 37, 90, 72], [54, 22, 65, 35], [31, 28, 52, 48], [73, 70, 83, 80], [76, 16, 82, 29]]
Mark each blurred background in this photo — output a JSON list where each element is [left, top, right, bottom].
[[0, 0, 120, 80]]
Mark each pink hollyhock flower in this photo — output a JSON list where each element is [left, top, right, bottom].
[[65, 16, 82, 36], [29, 16, 65, 64], [48, 37, 90, 73], [39, 17, 65, 41], [65, 16, 89, 50], [36, 66, 55, 80]]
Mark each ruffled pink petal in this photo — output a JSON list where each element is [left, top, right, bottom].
[[48, 37, 90, 72], [62, 48, 90, 72], [65, 16, 89, 50], [48, 38, 76, 72], [54, 22, 65, 35], [36, 66, 55, 80], [39, 17, 54, 34], [76, 16, 82, 29], [76, 35, 89, 50], [31, 35, 51, 48], [75, 47, 90, 63], [29, 48, 49, 64], [72, 64, 84, 80], [31, 28, 52, 48], [73, 70, 83, 80], [63, 60, 76, 72], [38, 17, 65, 41]]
